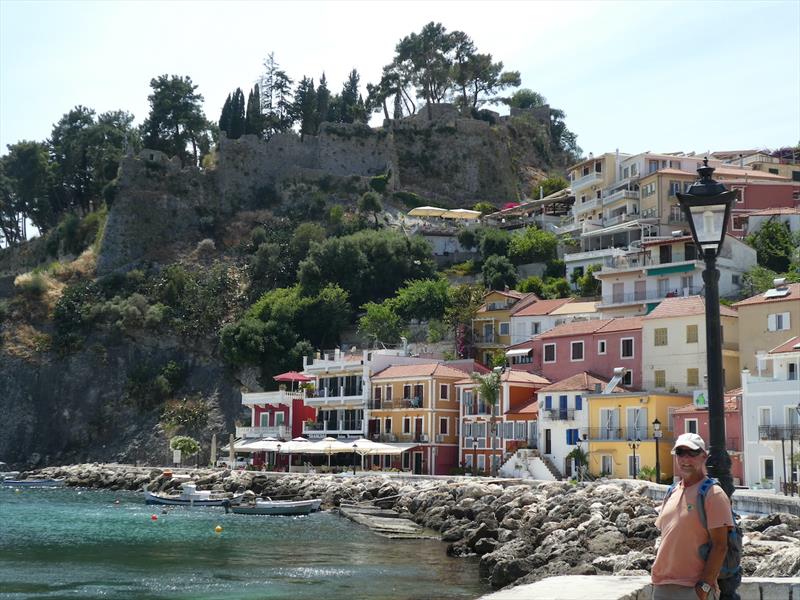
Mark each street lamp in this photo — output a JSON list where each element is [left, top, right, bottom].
[[352, 443, 358, 476], [276, 443, 281, 472], [473, 439, 478, 476], [575, 437, 583, 482], [652, 418, 662, 485], [677, 158, 738, 498], [792, 402, 800, 496], [627, 438, 641, 479]]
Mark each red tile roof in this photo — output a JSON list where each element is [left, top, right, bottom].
[[769, 335, 800, 354], [511, 297, 573, 317], [537, 372, 625, 393], [598, 316, 643, 333], [537, 319, 610, 339], [733, 282, 800, 307], [505, 399, 538, 416], [372, 363, 470, 380], [454, 370, 550, 386], [644, 296, 738, 319]]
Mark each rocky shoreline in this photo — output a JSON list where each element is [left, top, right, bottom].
[[25, 464, 800, 588]]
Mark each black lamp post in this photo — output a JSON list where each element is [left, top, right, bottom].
[[627, 438, 641, 479], [677, 158, 738, 498], [276, 443, 281, 472], [352, 443, 358, 475], [792, 402, 800, 496], [473, 439, 478, 476], [652, 418, 662, 485]]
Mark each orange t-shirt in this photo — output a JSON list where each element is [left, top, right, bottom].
[[652, 478, 733, 588]]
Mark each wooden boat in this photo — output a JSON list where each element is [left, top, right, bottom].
[[227, 497, 322, 516], [144, 483, 243, 507], [1, 478, 64, 487]]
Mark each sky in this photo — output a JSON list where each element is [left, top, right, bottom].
[[1, 0, 799, 158]]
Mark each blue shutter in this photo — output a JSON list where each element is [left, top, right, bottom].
[[559, 395, 568, 420], [566, 430, 572, 445], [575, 395, 582, 411], [545, 395, 552, 410]]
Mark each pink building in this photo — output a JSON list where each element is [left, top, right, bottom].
[[671, 390, 744, 485], [526, 317, 643, 388]]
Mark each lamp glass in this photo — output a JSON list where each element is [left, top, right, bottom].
[[687, 202, 727, 250]]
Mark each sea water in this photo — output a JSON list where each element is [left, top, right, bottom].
[[0, 487, 489, 600]]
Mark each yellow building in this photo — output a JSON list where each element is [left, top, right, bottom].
[[368, 363, 467, 475], [586, 391, 691, 481], [472, 290, 536, 365]]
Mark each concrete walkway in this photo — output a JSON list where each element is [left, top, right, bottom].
[[476, 575, 800, 600]]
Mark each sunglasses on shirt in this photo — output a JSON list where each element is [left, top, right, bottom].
[[674, 447, 703, 457]]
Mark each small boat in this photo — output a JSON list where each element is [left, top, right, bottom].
[[227, 497, 322, 516], [1, 478, 64, 487], [144, 483, 244, 507], [0, 462, 20, 480]]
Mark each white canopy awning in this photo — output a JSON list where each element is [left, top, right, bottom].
[[505, 348, 532, 357], [350, 438, 404, 455], [408, 206, 447, 217]]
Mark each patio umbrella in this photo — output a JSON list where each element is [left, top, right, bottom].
[[274, 371, 314, 391], [210, 434, 217, 467], [309, 437, 355, 468], [408, 206, 446, 217], [228, 433, 235, 467], [278, 436, 313, 471], [441, 208, 481, 220], [350, 438, 403, 456]]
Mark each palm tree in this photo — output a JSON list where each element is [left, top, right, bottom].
[[566, 445, 589, 481], [470, 369, 502, 475]]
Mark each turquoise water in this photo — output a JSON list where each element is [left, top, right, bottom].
[[0, 487, 489, 600]]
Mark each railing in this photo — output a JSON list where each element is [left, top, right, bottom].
[[603, 212, 639, 227], [371, 397, 425, 410], [601, 285, 704, 306], [464, 404, 492, 416], [543, 409, 576, 421], [310, 386, 364, 400], [241, 390, 304, 406], [394, 433, 429, 443], [236, 425, 289, 439], [603, 189, 638, 205], [303, 420, 363, 434], [571, 171, 603, 190], [587, 427, 676, 442], [371, 433, 398, 443], [758, 425, 800, 441], [473, 332, 499, 344], [574, 197, 600, 213]]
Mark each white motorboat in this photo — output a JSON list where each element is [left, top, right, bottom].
[[227, 497, 322, 516], [0, 462, 20, 480], [1, 478, 63, 487], [144, 483, 243, 507]]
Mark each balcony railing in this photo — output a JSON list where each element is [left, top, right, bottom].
[[303, 420, 363, 435], [600, 285, 704, 307], [464, 404, 493, 416], [368, 398, 425, 410], [603, 189, 639, 205], [758, 425, 800, 441], [473, 332, 501, 344], [587, 427, 676, 442], [236, 425, 289, 439], [574, 197, 600, 213], [543, 409, 576, 421], [603, 211, 639, 227], [241, 390, 304, 406], [394, 433, 430, 443], [571, 171, 603, 190]]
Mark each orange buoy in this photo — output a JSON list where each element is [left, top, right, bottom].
[[214, 525, 223, 533]]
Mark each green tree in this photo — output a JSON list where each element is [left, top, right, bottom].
[[542, 277, 571, 299], [482, 255, 517, 290], [517, 275, 544, 296], [289, 222, 326, 266], [293, 76, 318, 140], [358, 191, 383, 228], [457, 227, 478, 250], [340, 69, 361, 124], [170, 435, 200, 458], [503, 88, 547, 109], [576, 264, 602, 297], [0, 158, 25, 246], [3, 140, 53, 233], [746, 219, 796, 273], [479, 227, 511, 259], [507, 227, 558, 265], [742, 265, 800, 295], [358, 301, 403, 344], [473, 201, 496, 216], [393, 277, 450, 321], [453, 50, 520, 111], [245, 84, 265, 136], [316, 73, 330, 130], [538, 176, 569, 198], [141, 74, 211, 166]]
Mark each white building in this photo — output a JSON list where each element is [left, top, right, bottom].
[[536, 372, 619, 479], [741, 335, 800, 491], [593, 234, 756, 317], [745, 207, 800, 236]]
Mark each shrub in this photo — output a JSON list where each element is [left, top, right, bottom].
[[479, 228, 511, 260], [170, 435, 200, 456], [196, 238, 216, 257], [14, 272, 49, 298], [358, 301, 403, 344], [250, 226, 268, 249], [393, 190, 425, 209], [508, 227, 558, 265], [482, 255, 518, 290], [457, 228, 478, 250], [369, 173, 389, 193], [0, 299, 8, 322]]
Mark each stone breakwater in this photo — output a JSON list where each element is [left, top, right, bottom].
[[27, 465, 800, 589]]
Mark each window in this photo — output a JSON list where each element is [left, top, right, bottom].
[[768, 312, 791, 331], [440, 384, 449, 400], [768, 168, 779, 175], [685, 419, 698, 434], [580, 195, 587, 204], [439, 417, 448, 435], [667, 407, 676, 431], [477, 454, 486, 471], [544, 395, 552, 410], [759, 407, 771, 426], [655, 370, 666, 388], [686, 324, 698, 343], [595, 161, 602, 173], [642, 182, 656, 196], [601, 455, 613, 476], [621, 338, 634, 358], [732, 216, 745, 231], [575, 395, 583, 411], [413, 384, 424, 404], [275, 412, 285, 427], [684, 243, 697, 261], [631, 164, 638, 177], [499, 322, 510, 336], [385, 418, 392, 433], [622, 371, 633, 386], [566, 429, 580, 445], [583, 166, 590, 176], [654, 328, 668, 346], [374, 387, 382, 401], [596, 189, 602, 199], [687, 368, 699, 387], [571, 341, 584, 361], [634, 280, 646, 301], [648, 160, 659, 173], [628, 454, 641, 477], [531, 322, 541, 335], [763, 458, 774, 481], [613, 282, 625, 303], [732, 274, 740, 286], [681, 275, 694, 291], [598, 340, 607, 355], [385, 386, 392, 401], [657, 278, 669, 297], [669, 181, 681, 196], [544, 343, 556, 363], [623, 167, 630, 179], [403, 384, 412, 400], [402, 417, 411, 434], [259, 412, 269, 427], [790, 363, 798, 381]]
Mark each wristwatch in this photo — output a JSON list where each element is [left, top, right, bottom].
[[696, 581, 712, 594]]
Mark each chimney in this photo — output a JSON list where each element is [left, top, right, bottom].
[[594, 383, 601, 393]]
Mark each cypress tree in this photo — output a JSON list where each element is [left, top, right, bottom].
[[229, 88, 246, 139], [219, 93, 232, 137], [245, 84, 263, 136], [316, 73, 330, 132]]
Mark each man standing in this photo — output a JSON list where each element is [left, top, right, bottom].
[[651, 433, 734, 600]]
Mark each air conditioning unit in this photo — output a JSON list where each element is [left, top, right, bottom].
[[435, 434, 445, 443], [419, 434, 429, 442]]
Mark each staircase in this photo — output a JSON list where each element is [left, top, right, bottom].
[[498, 449, 562, 481], [535, 450, 564, 480]]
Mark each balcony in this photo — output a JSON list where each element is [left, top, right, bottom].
[[603, 189, 639, 206], [368, 397, 425, 410], [305, 386, 366, 408], [587, 427, 676, 442], [600, 285, 704, 308], [758, 425, 800, 441], [574, 197, 601, 214], [236, 425, 289, 439], [463, 404, 493, 416], [571, 171, 603, 191], [394, 432, 430, 443], [303, 419, 363, 437], [473, 332, 504, 346], [543, 409, 576, 421], [241, 390, 304, 406]]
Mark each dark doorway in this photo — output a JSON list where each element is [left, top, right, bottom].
[[413, 452, 423, 475], [545, 429, 552, 454]]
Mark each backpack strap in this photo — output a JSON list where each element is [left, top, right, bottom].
[[695, 476, 718, 530]]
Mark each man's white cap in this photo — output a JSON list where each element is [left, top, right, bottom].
[[671, 432, 707, 454]]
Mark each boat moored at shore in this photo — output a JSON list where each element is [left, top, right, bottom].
[[144, 483, 244, 507]]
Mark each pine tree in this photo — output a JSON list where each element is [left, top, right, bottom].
[[229, 88, 246, 139], [340, 69, 360, 124], [272, 70, 295, 134], [293, 76, 318, 140]]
